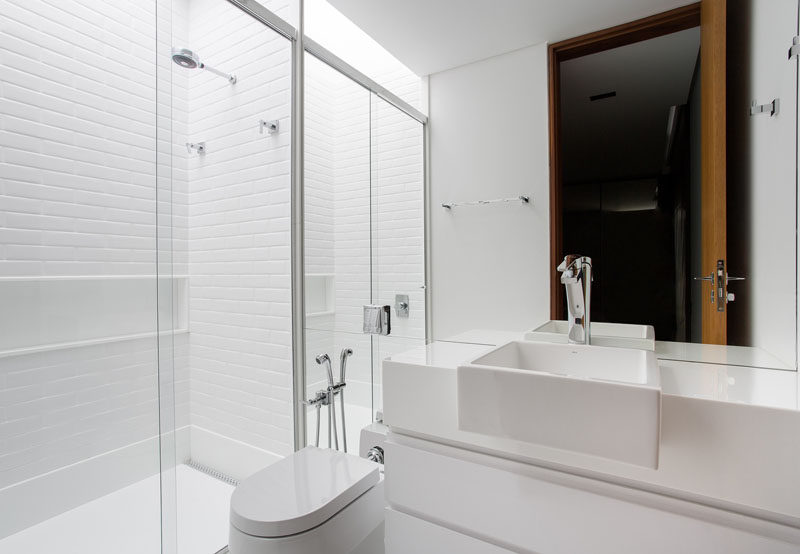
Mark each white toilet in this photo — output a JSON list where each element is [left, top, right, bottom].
[[229, 446, 385, 554]]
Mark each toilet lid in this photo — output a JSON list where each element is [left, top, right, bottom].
[[230, 446, 380, 538]]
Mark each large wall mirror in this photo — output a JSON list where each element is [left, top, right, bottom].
[[549, 0, 798, 370]]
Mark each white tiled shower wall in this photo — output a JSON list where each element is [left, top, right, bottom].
[[0, 0, 423, 532], [182, 0, 295, 460]]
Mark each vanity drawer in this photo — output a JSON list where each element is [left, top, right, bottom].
[[385, 508, 512, 553], [384, 436, 800, 554]]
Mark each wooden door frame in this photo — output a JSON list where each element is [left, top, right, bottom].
[[548, 4, 702, 320]]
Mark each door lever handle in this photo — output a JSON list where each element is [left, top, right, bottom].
[[725, 274, 745, 304]]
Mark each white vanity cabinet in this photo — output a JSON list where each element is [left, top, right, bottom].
[[381, 339, 800, 553], [384, 434, 800, 553]]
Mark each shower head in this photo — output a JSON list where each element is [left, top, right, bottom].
[[171, 47, 200, 69], [171, 47, 237, 84]]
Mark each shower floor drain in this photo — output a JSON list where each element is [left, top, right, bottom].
[[185, 460, 239, 487]]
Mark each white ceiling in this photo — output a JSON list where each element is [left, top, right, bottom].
[[560, 27, 701, 183], [328, 0, 698, 76]]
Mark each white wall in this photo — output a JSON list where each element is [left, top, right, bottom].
[[429, 43, 551, 340], [727, 0, 798, 367]]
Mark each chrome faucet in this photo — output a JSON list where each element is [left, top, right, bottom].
[[557, 255, 593, 345], [308, 349, 354, 453]]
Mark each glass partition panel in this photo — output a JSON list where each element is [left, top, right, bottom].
[[304, 53, 373, 454], [0, 1, 165, 551], [167, 1, 295, 551], [370, 94, 427, 415]]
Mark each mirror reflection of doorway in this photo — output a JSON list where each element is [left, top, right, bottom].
[[558, 26, 701, 342], [551, 0, 798, 368], [549, 1, 748, 351]]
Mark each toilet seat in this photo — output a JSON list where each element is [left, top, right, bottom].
[[230, 446, 380, 538]]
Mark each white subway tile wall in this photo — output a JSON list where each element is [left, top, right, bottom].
[[184, 0, 295, 458]]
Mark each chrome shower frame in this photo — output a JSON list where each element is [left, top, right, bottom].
[[224, 0, 429, 452]]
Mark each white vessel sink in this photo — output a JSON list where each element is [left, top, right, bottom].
[[524, 320, 656, 350], [457, 341, 661, 468]]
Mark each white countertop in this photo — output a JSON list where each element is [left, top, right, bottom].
[[389, 329, 799, 410]]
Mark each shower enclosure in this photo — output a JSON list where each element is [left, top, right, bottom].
[[302, 54, 426, 455], [0, 0, 426, 553]]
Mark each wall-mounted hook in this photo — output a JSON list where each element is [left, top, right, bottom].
[[750, 99, 779, 117], [259, 119, 279, 135], [186, 142, 206, 154]]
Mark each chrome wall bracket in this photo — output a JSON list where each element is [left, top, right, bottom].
[[750, 99, 779, 117], [186, 141, 206, 154], [259, 119, 280, 134]]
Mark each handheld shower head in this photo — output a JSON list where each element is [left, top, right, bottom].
[[339, 348, 353, 383], [315, 354, 335, 388], [171, 47, 237, 84]]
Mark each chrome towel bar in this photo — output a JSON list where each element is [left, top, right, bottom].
[[442, 195, 530, 210]]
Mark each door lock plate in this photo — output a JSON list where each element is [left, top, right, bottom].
[[716, 260, 725, 312]]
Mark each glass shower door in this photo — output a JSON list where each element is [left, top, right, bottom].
[[303, 55, 427, 454], [0, 1, 170, 552], [369, 94, 427, 416], [303, 54, 374, 453]]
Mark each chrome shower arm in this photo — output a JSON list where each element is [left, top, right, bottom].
[[199, 62, 237, 84]]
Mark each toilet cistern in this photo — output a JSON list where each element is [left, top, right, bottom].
[[557, 255, 593, 345]]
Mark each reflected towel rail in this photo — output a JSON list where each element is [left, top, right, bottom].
[[442, 195, 530, 210]]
